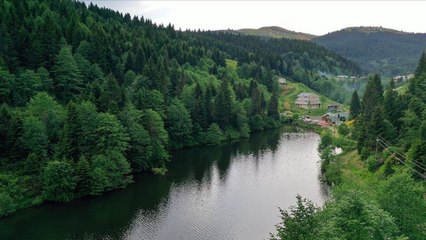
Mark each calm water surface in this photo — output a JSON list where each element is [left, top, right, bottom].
[[0, 128, 328, 240]]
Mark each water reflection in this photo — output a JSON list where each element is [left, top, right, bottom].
[[0, 127, 327, 240]]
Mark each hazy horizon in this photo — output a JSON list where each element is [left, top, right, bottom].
[[83, 1, 426, 35]]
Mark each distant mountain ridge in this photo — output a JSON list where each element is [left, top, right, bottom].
[[229, 25, 426, 76], [337, 26, 405, 34], [235, 26, 316, 41], [312, 26, 426, 76]]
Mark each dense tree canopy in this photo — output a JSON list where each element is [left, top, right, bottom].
[[1, 0, 335, 216]]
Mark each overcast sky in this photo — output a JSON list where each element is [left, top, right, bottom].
[[84, 1, 426, 36]]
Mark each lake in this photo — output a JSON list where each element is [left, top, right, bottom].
[[0, 127, 328, 240]]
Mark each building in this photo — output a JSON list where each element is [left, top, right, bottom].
[[322, 112, 349, 126], [337, 112, 349, 122], [322, 112, 338, 125], [278, 77, 287, 85], [327, 104, 339, 112], [295, 93, 321, 109]]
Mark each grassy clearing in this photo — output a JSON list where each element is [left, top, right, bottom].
[[338, 150, 379, 198], [225, 59, 238, 70], [278, 79, 347, 116]]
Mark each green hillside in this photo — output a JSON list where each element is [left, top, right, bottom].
[[279, 79, 346, 116], [237, 26, 316, 40]]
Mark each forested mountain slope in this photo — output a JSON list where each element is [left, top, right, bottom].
[[0, 0, 285, 216], [313, 26, 426, 76], [0, 0, 360, 216], [196, 31, 361, 102]]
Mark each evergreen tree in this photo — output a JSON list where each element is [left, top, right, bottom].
[[268, 92, 279, 120], [13, 70, 42, 106], [166, 98, 193, 150], [0, 68, 14, 104], [20, 116, 48, 161], [6, 114, 25, 162], [119, 104, 151, 171], [52, 45, 82, 103], [0, 105, 11, 160], [63, 102, 81, 161], [26, 92, 66, 155], [415, 52, 426, 77], [361, 74, 383, 120], [204, 85, 215, 126], [349, 90, 361, 119], [76, 101, 99, 158], [357, 74, 384, 154], [205, 123, 224, 145], [249, 80, 266, 115], [191, 83, 207, 130], [94, 112, 129, 155], [142, 109, 169, 168], [99, 74, 123, 114], [75, 156, 91, 197], [28, 8, 61, 69], [37, 67, 53, 93], [215, 79, 234, 128], [383, 79, 401, 129]]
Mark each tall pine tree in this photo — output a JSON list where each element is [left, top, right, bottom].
[[52, 45, 82, 103], [349, 90, 361, 119]]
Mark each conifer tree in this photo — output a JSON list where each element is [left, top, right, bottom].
[[63, 102, 80, 161], [268, 93, 279, 120], [349, 90, 361, 119], [383, 79, 401, 129], [99, 74, 123, 114], [215, 79, 233, 128], [166, 98, 193, 149], [52, 45, 82, 103], [357, 74, 384, 154], [361, 74, 383, 120], [75, 156, 91, 197], [119, 104, 151, 171], [0, 68, 14, 104], [415, 52, 426, 77]]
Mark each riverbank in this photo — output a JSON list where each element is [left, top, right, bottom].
[[0, 121, 287, 218], [0, 128, 327, 240], [303, 129, 426, 239]]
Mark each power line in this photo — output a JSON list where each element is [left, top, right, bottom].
[[376, 138, 426, 173], [377, 136, 408, 160], [376, 137, 426, 171], [376, 139, 426, 179], [376, 140, 426, 178]]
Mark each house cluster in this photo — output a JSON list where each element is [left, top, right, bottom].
[[392, 74, 414, 83], [303, 112, 348, 127], [297, 93, 349, 127], [337, 75, 357, 80], [294, 93, 321, 109], [321, 112, 349, 126]]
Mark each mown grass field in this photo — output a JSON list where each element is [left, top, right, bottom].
[[278, 79, 347, 116]]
